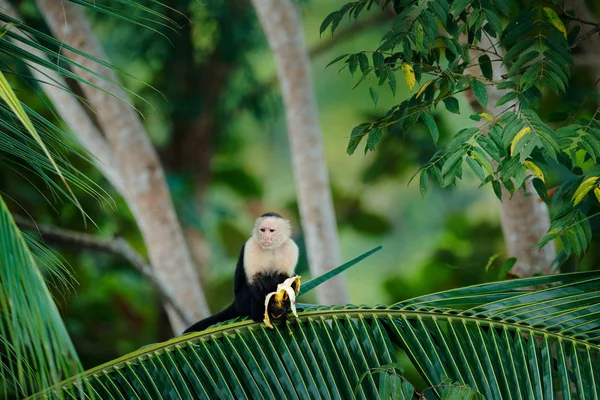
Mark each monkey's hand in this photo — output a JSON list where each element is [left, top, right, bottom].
[[263, 276, 301, 329]]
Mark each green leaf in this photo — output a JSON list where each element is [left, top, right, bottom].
[[421, 112, 439, 144], [347, 123, 369, 155], [369, 86, 379, 106], [471, 147, 494, 174], [388, 66, 397, 96], [0, 71, 84, 215], [420, 169, 429, 197], [298, 245, 383, 296], [348, 54, 358, 76], [366, 128, 383, 153], [358, 52, 369, 75], [450, 0, 471, 17], [504, 36, 536, 64], [468, 8, 482, 29], [509, 50, 539, 75], [465, 156, 486, 181], [479, 55, 493, 80], [532, 178, 549, 204], [471, 80, 488, 108], [321, 11, 342, 35], [441, 150, 465, 176], [495, 91, 517, 107], [443, 97, 460, 114], [372, 51, 385, 77], [326, 53, 350, 68], [415, 23, 424, 52], [484, 10, 502, 38], [0, 196, 82, 397], [492, 179, 503, 199], [494, 0, 510, 16]]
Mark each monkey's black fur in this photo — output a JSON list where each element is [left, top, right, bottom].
[[183, 241, 293, 333], [260, 211, 282, 218]]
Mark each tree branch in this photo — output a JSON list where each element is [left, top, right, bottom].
[[309, 9, 395, 60], [14, 215, 194, 325], [572, 25, 600, 49]]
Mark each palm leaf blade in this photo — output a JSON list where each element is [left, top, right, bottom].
[[0, 195, 82, 397], [292, 323, 330, 398], [30, 272, 600, 399]]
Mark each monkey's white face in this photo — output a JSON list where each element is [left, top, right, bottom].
[[253, 216, 291, 249]]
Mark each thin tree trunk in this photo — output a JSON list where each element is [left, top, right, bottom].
[[36, 0, 209, 333], [250, 0, 349, 304], [468, 34, 557, 277]]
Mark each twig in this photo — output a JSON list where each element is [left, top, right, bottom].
[[563, 15, 599, 26], [310, 8, 395, 59], [571, 24, 600, 49], [13, 215, 194, 325]]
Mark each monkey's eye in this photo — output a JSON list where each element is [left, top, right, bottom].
[[260, 228, 266, 232], [270, 229, 275, 232]]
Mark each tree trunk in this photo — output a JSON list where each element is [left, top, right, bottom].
[[250, 0, 349, 304], [36, 0, 209, 333], [467, 35, 557, 277]]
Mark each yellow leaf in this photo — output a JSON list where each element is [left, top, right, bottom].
[[510, 127, 531, 156], [480, 112, 493, 121], [524, 161, 544, 182], [572, 176, 598, 206], [471, 151, 494, 174], [543, 7, 567, 38], [401, 63, 416, 92], [595, 187, 600, 204], [416, 79, 433, 98]]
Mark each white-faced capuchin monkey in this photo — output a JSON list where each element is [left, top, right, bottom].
[[184, 212, 299, 333]]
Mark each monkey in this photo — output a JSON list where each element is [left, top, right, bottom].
[[183, 212, 299, 333]]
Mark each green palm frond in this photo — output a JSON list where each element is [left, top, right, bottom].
[[22, 230, 77, 295], [30, 272, 600, 399], [0, 101, 111, 205], [0, 14, 157, 109], [0, 196, 82, 398], [69, 0, 184, 40], [0, 67, 94, 221]]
